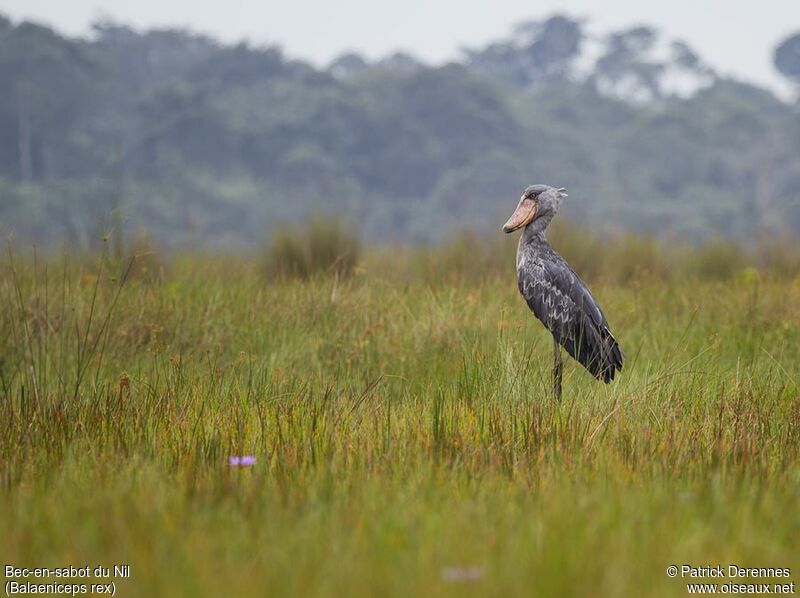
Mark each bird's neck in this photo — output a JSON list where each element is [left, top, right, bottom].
[[521, 219, 550, 246]]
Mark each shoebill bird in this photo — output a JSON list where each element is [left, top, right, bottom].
[[502, 185, 624, 401]]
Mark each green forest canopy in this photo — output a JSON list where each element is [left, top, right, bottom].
[[0, 13, 799, 247]]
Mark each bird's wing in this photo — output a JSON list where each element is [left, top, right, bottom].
[[520, 254, 624, 382]]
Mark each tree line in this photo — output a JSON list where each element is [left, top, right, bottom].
[[1, 14, 799, 246]]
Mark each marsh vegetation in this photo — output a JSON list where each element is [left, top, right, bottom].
[[1, 225, 799, 596]]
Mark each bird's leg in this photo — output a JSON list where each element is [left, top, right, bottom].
[[552, 336, 563, 403]]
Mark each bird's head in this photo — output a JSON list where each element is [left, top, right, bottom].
[[502, 185, 567, 233]]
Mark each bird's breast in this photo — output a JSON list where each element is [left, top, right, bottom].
[[516, 254, 539, 299]]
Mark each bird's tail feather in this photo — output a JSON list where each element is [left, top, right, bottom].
[[564, 321, 624, 383]]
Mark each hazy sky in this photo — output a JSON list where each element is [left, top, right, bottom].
[[3, 0, 799, 91]]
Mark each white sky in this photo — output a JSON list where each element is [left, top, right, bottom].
[[2, 0, 799, 91]]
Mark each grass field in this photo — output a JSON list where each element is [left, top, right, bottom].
[[1, 232, 799, 597]]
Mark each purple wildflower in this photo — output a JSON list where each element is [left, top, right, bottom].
[[229, 455, 257, 467]]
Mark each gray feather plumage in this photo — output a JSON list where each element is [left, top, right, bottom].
[[514, 186, 624, 383]]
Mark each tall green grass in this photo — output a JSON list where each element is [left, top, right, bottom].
[[1, 228, 799, 597]]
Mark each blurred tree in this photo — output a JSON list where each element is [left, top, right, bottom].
[[774, 32, 800, 88], [0, 21, 98, 180], [466, 15, 584, 87], [329, 53, 370, 79], [0, 11, 798, 246]]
